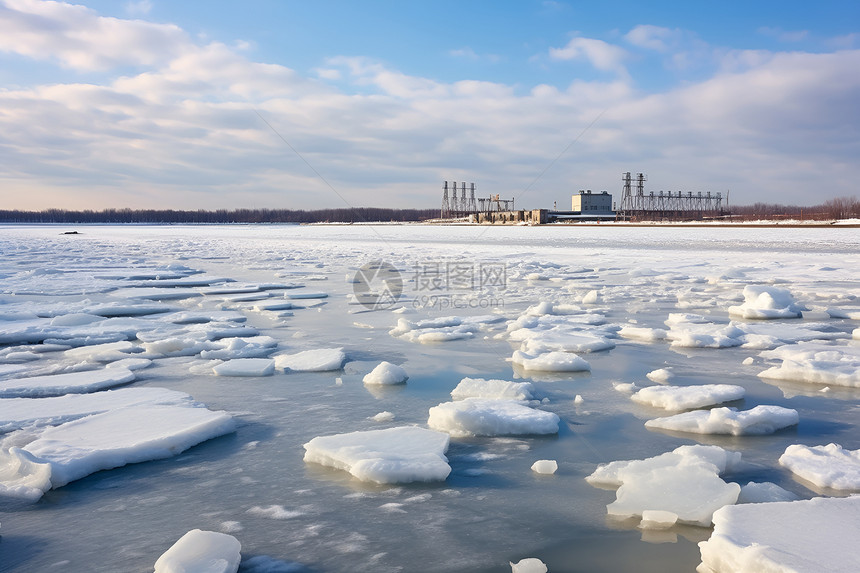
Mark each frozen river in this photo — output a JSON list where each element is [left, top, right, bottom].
[[0, 224, 858, 572]]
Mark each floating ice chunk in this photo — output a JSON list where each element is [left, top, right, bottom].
[[644, 405, 798, 435], [646, 368, 674, 383], [287, 291, 328, 299], [728, 285, 803, 319], [827, 306, 860, 319], [639, 510, 678, 530], [274, 348, 346, 372], [737, 481, 798, 504], [50, 313, 103, 327], [666, 317, 746, 348], [0, 447, 52, 501], [511, 350, 590, 372], [106, 357, 153, 371], [618, 325, 667, 342], [574, 394, 583, 404], [587, 445, 741, 526], [153, 529, 241, 573], [213, 358, 275, 377], [699, 496, 860, 573], [450, 378, 534, 401], [64, 340, 136, 362], [428, 398, 560, 437], [631, 384, 745, 410], [200, 336, 279, 360], [0, 387, 196, 432], [757, 342, 860, 387], [166, 310, 248, 324], [531, 460, 558, 475], [518, 331, 615, 355], [303, 426, 451, 484], [0, 367, 135, 398], [581, 289, 600, 304], [23, 404, 235, 488], [87, 303, 175, 317], [613, 382, 639, 394], [247, 505, 304, 520], [363, 362, 408, 385], [370, 411, 395, 422], [141, 337, 215, 358], [510, 558, 548, 573], [779, 443, 860, 490]]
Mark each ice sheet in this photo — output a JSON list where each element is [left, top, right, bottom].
[[779, 443, 860, 490], [631, 384, 745, 410], [0, 367, 135, 398], [428, 398, 560, 437], [699, 496, 860, 573], [303, 426, 451, 484], [644, 405, 799, 435], [154, 529, 241, 573]]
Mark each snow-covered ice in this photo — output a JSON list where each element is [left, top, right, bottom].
[[587, 445, 742, 526], [9, 404, 235, 495], [362, 361, 408, 385], [728, 285, 804, 319], [303, 426, 451, 484], [644, 405, 798, 435], [699, 496, 860, 573], [531, 460, 558, 475], [274, 348, 346, 372], [778, 443, 860, 490], [428, 398, 560, 437], [736, 481, 798, 504], [450, 378, 534, 401], [509, 558, 548, 573], [758, 342, 860, 387], [212, 358, 275, 377], [511, 350, 591, 372], [631, 384, 746, 410], [0, 387, 197, 432], [154, 529, 241, 573], [0, 367, 135, 398]]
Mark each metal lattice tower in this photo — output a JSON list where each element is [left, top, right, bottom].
[[618, 172, 722, 220]]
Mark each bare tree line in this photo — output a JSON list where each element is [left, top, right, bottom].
[[0, 207, 439, 224], [725, 196, 860, 221], [0, 196, 856, 224]]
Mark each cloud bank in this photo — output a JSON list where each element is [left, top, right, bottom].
[[0, 0, 857, 210]]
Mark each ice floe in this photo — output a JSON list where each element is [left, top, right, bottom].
[[1, 403, 234, 500], [728, 285, 804, 319], [736, 481, 798, 504], [779, 443, 860, 490], [212, 358, 275, 377], [758, 342, 860, 387], [428, 398, 560, 437], [0, 367, 136, 398], [363, 361, 409, 385], [450, 378, 534, 401], [389, 315, 503, 343], [699, 496, 860, 573], [0, 387, 196, 433], [531, 460, 558, 475], [303, 426, 451, 484], [510, 557, 548, 573], [644, 405, 798, 435], [631, 384, 745, 410], [274, 348, 346, 372], [511, 350, 591, 372], [154, 529, 241, 573], [587, 445, 742, 526]]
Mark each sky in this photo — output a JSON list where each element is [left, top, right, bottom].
[[0, 0, 858, 212]]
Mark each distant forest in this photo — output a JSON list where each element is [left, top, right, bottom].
[[0, 196, 857, 223], [0, 207, 440, 224]]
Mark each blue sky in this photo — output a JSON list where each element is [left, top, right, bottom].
[[0, 0, 858, 211]]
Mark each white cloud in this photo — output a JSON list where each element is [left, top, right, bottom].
[[125, 0, 152, 16], [0, 2, 857, 211], [625, 24, 680, 52], [549, 36, 629, 77], [0, 0, 188, 71]]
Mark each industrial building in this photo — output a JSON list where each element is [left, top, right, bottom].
[[571, 190, 613, 214]]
